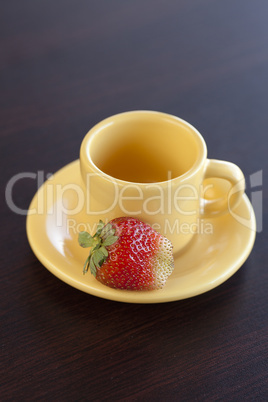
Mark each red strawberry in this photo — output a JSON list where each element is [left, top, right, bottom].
[[78, 217, 174, 290]]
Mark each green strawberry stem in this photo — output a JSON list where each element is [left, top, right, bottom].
[[78, 220, 118, 277]]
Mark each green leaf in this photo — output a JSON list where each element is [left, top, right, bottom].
[[102, 229, 116, 241], [99, 246, 108, 257], [98, 219, 105, 228], [94, 220, 105, 237], [102, 222, 112, 232], [78, 231, 95, 248], [79, 221, 113, 277], [83, 256, 90, 274], [89, 256, 97, 277], [100, 223, 112, 237], [102, 235, 118, 247], [92, 249, 105, 268], [99, 257, 106, 267]]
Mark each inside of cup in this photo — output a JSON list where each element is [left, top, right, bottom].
[[89, 113, 202, 183]]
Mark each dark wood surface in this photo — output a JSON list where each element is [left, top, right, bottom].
[[1, 1, 267, 400]]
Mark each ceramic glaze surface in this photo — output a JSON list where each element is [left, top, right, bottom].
[[26, 160, 256, 303]]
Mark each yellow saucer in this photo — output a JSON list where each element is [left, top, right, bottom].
[[26, 160, 256, 303]]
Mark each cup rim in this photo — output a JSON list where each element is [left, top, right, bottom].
[[80, 110, 207, 186]]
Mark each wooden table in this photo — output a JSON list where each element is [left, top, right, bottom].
[[1, 1, 267, 400]]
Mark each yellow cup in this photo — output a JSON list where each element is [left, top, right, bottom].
[[80, 111, 245, 253]]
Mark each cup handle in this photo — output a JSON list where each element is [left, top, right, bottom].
[[201, 159, 245, 218]]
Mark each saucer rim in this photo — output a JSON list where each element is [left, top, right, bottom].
[[26, 160, 256, 304]]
